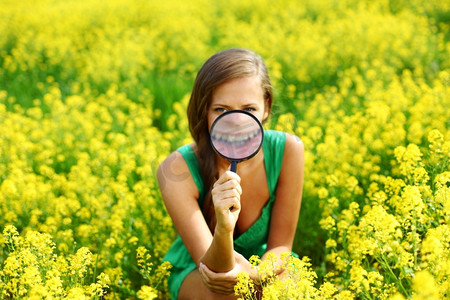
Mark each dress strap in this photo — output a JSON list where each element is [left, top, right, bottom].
[[262, 130, 286, 195], [177, 144, 206, 204]]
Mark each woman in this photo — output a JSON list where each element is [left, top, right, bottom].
[[157, 48, 304, 299]]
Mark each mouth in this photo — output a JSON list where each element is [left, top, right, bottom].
[[211, 127, 261, 146], [211, 127, 262, 159]]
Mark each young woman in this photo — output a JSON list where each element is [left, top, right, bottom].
[[157, 48, 304, 299]]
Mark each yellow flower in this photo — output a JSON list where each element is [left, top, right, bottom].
[[394, 144, 424, 179], [319, 216, 336, 232], [392, 185, 426, 227], [88, 273, 110, 297], [69, 247, 93, 279], [137, 285, 158, 300], [318, 187, 329, 199], [434, 172, 450, 223], [67, 287, 89, 300], [411, 271, 440, 300], [326, 239, 337, 248], [155, 261, 172, 279], [3, 225, 20, 250], [44, 269, 64, 297], [390, 293, 405, 300], [318, 282, 338, 298], [249, 255, 261, 267], [234, 271, 255, 297], [427, 129, 444, 156], [136, 246, 153, 270], [257, 253, 278, 282], [349, 260, 369, 294]]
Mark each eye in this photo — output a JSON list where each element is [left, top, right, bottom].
[[244, 107, 256, 112], [214, 107, 227, 113]]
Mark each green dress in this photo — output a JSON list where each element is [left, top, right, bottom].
[[163, 130, 287, 299]]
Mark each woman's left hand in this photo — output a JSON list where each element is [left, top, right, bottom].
[[199, 262, 239, 295], [199, 252, 256, 295]]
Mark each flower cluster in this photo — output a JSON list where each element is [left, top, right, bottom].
[[276, 70, 449, 298], [0, 225, 110, 298], [235, 253, 349, 299], [0, 86, 175, 298], [136, 246, 172, 300]]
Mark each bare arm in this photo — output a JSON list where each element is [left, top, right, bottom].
[[264, 133, 304, 259], [157, 151, 242, 273], [157, 151, 213, 264], [200, 170, 242, 272]]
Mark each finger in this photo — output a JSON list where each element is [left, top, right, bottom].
[[211, 181, 242, 196], [200, 277, 235, 295], [199, 273, 234, 295], [218, 179, 242, 195], [199, 263, 223, 285], [218, 178, 241, 191], [216, 198, 241, 213], [200, 263, 231, 283], [199, 263, 238, 285], [213, 188, 241, 201], [214, 170, 241, 187], [212, 188, 242, 207], [224, 170, 241, 183], [199, 265, 211, 285], [235, 181, 242, 195], [211, 191, 241, 211]]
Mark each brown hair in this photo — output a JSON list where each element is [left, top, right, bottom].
[[187, 48, 273, 232]]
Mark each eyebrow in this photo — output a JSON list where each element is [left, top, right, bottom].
[[241, 102, 259, 107], [210, 102, 260, 108]]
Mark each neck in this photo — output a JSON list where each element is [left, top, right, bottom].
[[216, 149, 264, 175]]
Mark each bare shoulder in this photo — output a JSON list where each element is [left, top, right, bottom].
[[284, 133, 304, 161], [278, 133, 304, 181], [157, 144, 199, 200]]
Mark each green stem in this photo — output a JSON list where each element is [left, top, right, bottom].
[[92, 252, 99, 283], [379, 254, 410, 297]]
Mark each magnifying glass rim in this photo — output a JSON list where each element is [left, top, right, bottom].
[[209, 109, 264, 162]]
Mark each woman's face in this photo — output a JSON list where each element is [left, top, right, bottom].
[[208, 75, 269, 132]]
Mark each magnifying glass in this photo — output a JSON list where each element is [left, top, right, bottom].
[[210, 110, 264, 172]]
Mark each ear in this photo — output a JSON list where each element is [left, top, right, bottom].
[[262, 109, 269, 122], [262, 97, 271, 122]]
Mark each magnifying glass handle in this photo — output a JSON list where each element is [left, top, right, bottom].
[[230, 160, 237, 173], [229, 160, 238, 211]]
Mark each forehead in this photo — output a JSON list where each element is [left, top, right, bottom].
[[211, 76, 264, 105]]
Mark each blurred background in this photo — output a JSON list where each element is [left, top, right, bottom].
[[1, 0, 449, 298]]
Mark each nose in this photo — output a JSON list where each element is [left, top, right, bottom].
[[227, 110, 253, 124]]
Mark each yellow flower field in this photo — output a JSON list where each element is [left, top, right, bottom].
[[1, 0, 449, 299]]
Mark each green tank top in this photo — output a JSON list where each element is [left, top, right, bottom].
[[163, 130, 286, 299]]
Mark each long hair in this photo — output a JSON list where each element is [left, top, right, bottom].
[[187, 48, 273, 232]]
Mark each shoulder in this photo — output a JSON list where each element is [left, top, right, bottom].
[[280, 132, 304, 176], [273, 132, 304, 208], [158, 142, 197, 173], [157, 151, 188, 182], [157, 143, 199, 199], [283, 133, 304, 159], [264, 130, 304, 155]]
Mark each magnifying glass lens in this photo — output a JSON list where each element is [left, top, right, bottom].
[[210, 110, 264, 172]]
